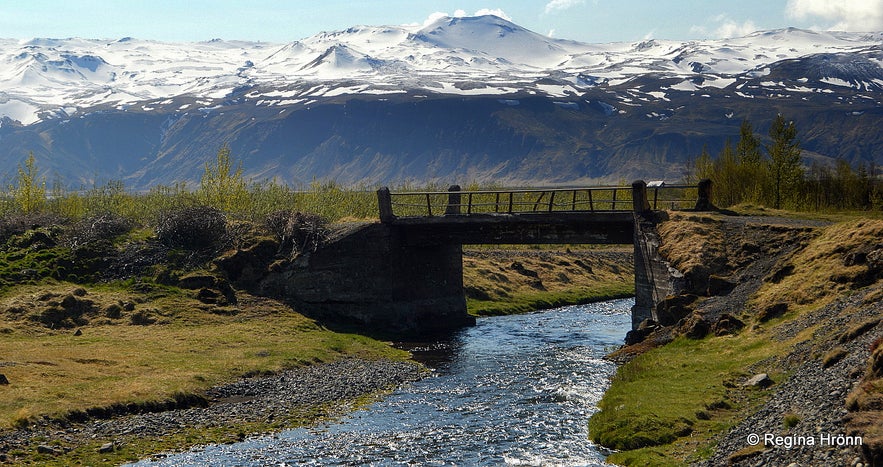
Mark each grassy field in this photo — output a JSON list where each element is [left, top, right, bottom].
[[0, 284, 408, 429], [461, 247, 635, 316]]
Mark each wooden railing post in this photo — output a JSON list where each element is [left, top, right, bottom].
[[695, 179, 715, 211], [632, 180, 651, 213], [377, 187, 395, 223], [445, 185, 461, 215]]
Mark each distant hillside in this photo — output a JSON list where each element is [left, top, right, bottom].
[[0, 18, 880, 189]]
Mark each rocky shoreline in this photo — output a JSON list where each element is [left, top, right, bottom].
[[0, 358, 425, 464]]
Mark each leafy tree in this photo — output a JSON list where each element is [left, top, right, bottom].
[[693, 145, 714, 182], [765, 114, 803, 209], [736, 119, 762, 165], [10, 152, 47, 213], [199, 144, 248, 213], [714, 139, 741, 207]]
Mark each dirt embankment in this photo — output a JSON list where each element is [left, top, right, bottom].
[[462, 247, 634, 315], [603, 212, 883, 466]]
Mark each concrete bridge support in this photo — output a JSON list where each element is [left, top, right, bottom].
[[258, 222, 475, 337]]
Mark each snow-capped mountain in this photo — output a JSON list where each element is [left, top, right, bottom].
[[0, 15, 881, 188], [2, 16, 880, 126]]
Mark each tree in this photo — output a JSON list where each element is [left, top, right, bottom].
[[714, 139, 741, 207], [736, 119, 762, 165], [766, 114, 803, 209], [10, 152, 46, 213], [199, 144, 248, 212], [735, 119, 766, 204], [693, 144, 714, 183]]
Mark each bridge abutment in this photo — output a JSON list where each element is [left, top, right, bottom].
[[632, 212, 685, 328], [259, 223, 474, 337]]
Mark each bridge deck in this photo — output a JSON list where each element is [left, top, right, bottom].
[[388, 211, 637, 245], [374, 181, 710, 245], [378, 182, 707, 221]]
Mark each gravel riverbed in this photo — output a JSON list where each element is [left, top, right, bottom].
[[0, 358, 425, 464]]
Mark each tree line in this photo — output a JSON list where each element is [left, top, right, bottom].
[[692, 114, 882, 211]]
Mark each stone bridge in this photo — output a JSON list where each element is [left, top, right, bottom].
[[263, 181, 712, 337]]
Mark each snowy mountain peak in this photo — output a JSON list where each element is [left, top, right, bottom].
[[0, 17, 881, 126], [412, 15, 567, 66]]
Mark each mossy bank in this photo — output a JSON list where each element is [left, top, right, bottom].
[[589, 212, 883, 466]]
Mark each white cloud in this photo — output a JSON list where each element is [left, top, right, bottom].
[[474, 8, 512, 20], [786, 0, 883, 31], [423, 11, 449, 27], [421, 8, 512, 27], [715, 19, 758, 38], [691, 15, 758, 38], [544, 0, 586, 15]]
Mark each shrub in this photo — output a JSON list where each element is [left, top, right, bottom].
[[199, 144, 248, 213], [0, 212, 69, 244], [9, 152, 46, 214], [155, 206, 227, 251], [62, 212, 134, 248], [265, 210, 329, 257]]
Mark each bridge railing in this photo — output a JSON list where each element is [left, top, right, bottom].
[[377, 180, 710, 222]]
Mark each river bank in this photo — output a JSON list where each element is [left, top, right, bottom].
[[0, 358, 424, 466], [462, 246, 634, 316], [589, 213, 883, 466], [131, 299, 634, 466], [0, 235, 630, 465]]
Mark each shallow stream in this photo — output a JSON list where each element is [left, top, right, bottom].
[[133, 298, 633, 466]]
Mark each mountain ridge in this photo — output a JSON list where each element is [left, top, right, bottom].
[[0, 16, 881, 189]]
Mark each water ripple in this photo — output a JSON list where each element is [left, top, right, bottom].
[[133, 298, 633, 466]]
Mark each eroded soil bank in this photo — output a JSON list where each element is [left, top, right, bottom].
[[591, 213, 883, 466]]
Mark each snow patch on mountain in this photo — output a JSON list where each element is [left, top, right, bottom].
[[0, 16, 880, 125]]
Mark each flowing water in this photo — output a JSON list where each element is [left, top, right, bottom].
[[133, 298, 632, 466]]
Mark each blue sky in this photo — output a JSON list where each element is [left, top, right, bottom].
[[1, 0, 880, 43]]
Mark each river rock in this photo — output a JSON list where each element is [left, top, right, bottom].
[[655, 294, 697, 326], [707, 275, 736, 296], [177, 274, 217, 290], [712, 314, 745, 336], [624, 319, 659, 345], [678, 313, 709, 340], [37, 444, 62, 455], [743, 373, 773, 388]]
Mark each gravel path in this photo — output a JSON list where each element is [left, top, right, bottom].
[[0, 358, 425, 464]]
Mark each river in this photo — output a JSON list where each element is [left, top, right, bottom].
[[132, 298, 632, 466]]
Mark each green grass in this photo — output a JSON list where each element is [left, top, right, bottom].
[[0, 284, 408, 429], [467, 283, 634, 316], [590, 334, 782, 465]]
